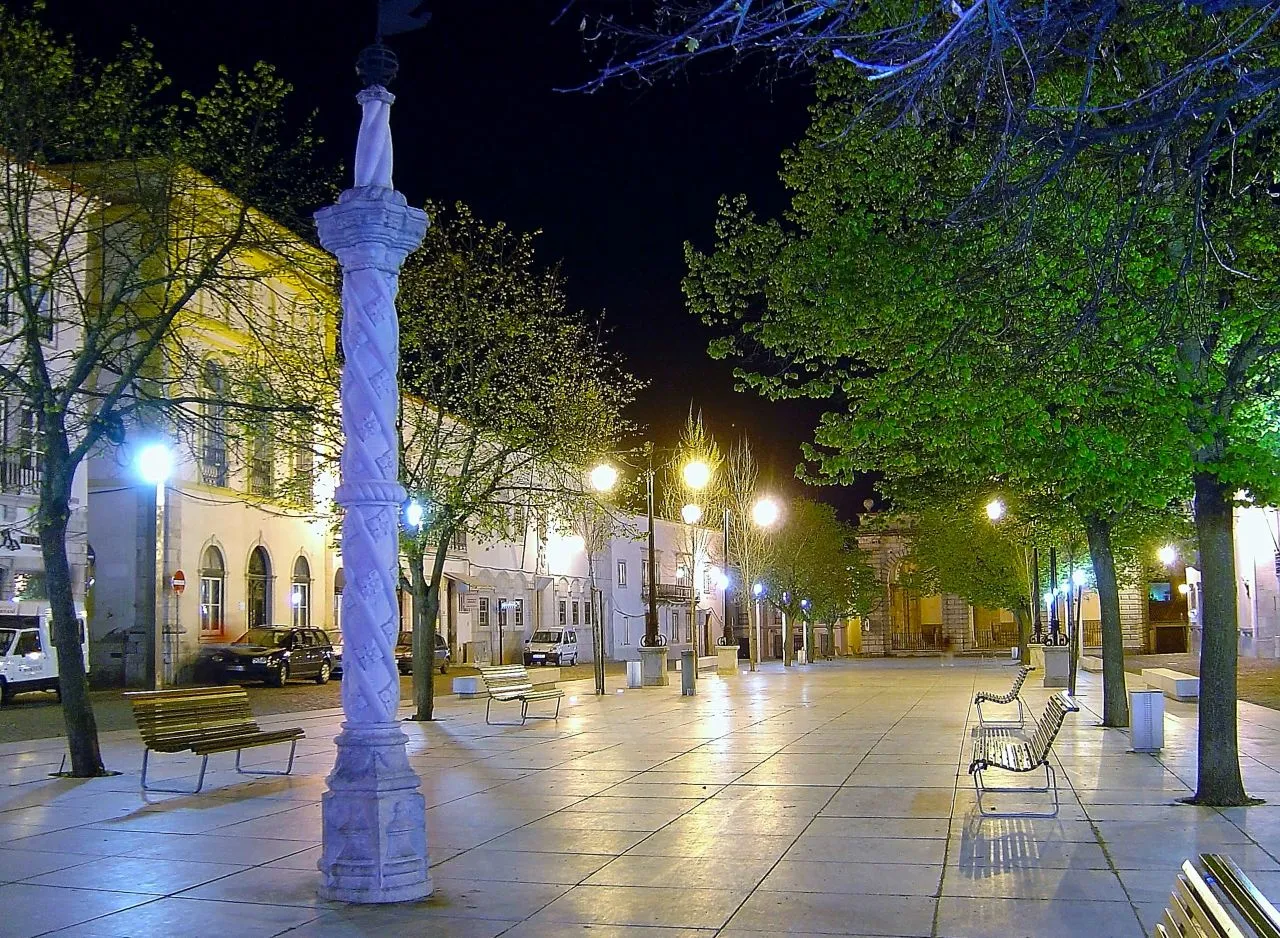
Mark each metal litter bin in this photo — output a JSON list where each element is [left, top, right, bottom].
[[681, 649, 696, 696], [1130, 689, 1165, 752], [626, 659, 642, 689]]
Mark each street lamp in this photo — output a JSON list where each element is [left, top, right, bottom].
[[985, 498, 1006, 522], [135, 442, 172, 690], [405, 499, 425, 530], [1158, 544, 1177, 567], [752, 495, 780, 529], [589, 463, 618, 494], [681, 503, 703, 525], [682, 459, 712, 491]]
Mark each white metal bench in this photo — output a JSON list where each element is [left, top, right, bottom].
[[478, 665, 564, 725], [1153, 853, 1280, 938], [968, 692, 1078, 817], [974, 665, 1034, 727], [1143, 667, 1200, 701]]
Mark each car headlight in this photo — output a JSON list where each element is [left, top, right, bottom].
[[251, 656, 268, 664]]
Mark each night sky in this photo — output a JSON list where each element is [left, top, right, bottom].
[[46, 0, 869, 514]]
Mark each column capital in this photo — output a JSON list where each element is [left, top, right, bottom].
[[315, 188, 428, 271]]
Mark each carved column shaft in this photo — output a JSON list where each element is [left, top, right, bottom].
[[315, 86, 431, 905]]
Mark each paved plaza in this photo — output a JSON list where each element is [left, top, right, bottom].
[[1, 660, 1279, 937]]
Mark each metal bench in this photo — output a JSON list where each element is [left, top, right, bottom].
[[125, 686, 304, 793], [1154, 854, 1280, 938], [478, 664, 564, 725], [974, 664, 1034, 727], [968, 692, 1078, 817]]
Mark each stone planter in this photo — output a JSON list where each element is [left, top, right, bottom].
[[716, 645, 739, 675], [638, 645, 669, 686], [1041, 644, 1069, 688]]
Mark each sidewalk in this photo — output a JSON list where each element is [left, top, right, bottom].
[[1, 660, 1278, 937]]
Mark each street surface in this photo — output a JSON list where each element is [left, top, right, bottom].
[[1, 659, 1279, 937]]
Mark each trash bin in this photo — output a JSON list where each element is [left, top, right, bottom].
[[626, 659, 643, 689], [681, 649, 696, 696], [1130, 689, 1165, 752]]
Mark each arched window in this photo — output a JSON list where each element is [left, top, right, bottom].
[[247, 546, 272, 627], [333, 567, 344, 634], [291, 555, 311, 628], [200, 545, 226, 636]]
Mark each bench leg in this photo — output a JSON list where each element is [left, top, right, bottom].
[[141, 748, 210, 794], [234, 738, 299, 777], [975, 696, 1025, 728], [486, 697, 524, 726], [972, 763, 1060, 818], [519, 696, 563, 722]]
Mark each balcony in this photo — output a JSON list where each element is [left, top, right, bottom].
[[642, 582, 693, 605], [0, 451, 41, 493]]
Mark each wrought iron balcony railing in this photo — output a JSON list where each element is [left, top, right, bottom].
[[641, 582, 693, 605]]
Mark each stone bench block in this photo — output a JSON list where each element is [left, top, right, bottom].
[[1080, 656, 1103, 673], [1142, 667, 1199, 701], [452, 676, 482, 699]]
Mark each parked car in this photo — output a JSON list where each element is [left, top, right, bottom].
[[394, 632, 450, 675], [524, 628, 578, 666], [202, 627, 335, 687], [330, 631, 344, 676]]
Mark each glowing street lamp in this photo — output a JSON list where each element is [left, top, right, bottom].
[[135, 442, 173, 691], [681, 503, 703, 525], [682, 459, 712, 491], [1158, 544, 1177, 567], [404, 499, 425, 530], [1072, 569, 1086, 587], [589, 463, 618, 493], [985, 498, 1006, 522], [752, 496, 780, 528], [135, 442, 174, 487]]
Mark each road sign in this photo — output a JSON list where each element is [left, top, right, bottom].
[[172, 570, 186, 595]]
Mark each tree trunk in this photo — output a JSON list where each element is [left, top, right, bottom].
[[1188, 471, 1252, 805], [409, 539, 448, 722], [746, 598, 758, 671], [38, 461, 106, 776], [1083, 512, 1129, 727], [1015, 604, 1031, 665], [782, 609, 792, 667]]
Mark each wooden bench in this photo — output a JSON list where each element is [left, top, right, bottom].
[[478, 665, 564, 725], [125, 686, 304, 793], [968, 692, 1078, 817], [1154, 853, 1280, 938], [974, 665, 1034, 727], [1143, 667, 1200, 701]]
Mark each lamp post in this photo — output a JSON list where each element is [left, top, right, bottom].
[[314, 29, 430, 903], [135, 442, 172, 690]]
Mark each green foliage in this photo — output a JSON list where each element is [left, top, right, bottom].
[[762, 497, 874, 624]]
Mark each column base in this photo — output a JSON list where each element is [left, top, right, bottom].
[[318, 722, 431, 903], [638, 645, 669, 686]]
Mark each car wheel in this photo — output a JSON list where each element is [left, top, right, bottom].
[[315, 661, 331, 685], [269, 662, 289, 687]]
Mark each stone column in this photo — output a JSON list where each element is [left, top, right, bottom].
[[315, 85, 430, 904]]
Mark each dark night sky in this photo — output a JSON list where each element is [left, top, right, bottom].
[[45, 0, 870, 514]]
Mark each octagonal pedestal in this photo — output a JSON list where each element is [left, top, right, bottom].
[[638, 645, 669, 686]]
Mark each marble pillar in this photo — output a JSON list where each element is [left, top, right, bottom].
[[315, 86, 430, 904]]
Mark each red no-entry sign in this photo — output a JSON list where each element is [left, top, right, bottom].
[[172, 570, 186, 595]]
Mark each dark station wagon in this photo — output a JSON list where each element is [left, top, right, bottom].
[[201, 626, 336, 687]]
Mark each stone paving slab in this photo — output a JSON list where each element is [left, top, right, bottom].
[[1, 660, 1279, 936]]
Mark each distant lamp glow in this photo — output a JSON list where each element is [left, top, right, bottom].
[[135, 442, 173, 486], [715, 570, 730, 591], [1158, 544, 1177, 567], [681, 503, 703, 525], [1178, 583, 1190, 595], [405, 499, 425, 529], [564, 534, 585, 554], [676, 565, 688, 580], [753, 582, 764, 597], [1072, 569, 1086, 587], [1042, 591, 1056, 606], [985, 498, 1006, 522], [752, 496, 780, 528], [801, 598, 811, 610], [589, 463, 618, 493], [682, 459, 712, 491]]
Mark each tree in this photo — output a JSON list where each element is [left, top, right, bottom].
[[722, 438, 772, 669], [397, 202, 635, 720], [0, 8, 331, 776], [760, 497, 866, 665]]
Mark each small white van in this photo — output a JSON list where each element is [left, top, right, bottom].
[[0, 601, 88, 704], [524, 628, 578, 667]]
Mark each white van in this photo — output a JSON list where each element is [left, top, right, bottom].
[[0, 601, 88, 704], [524, 628, 578, 667]]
